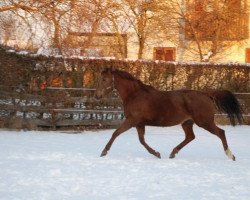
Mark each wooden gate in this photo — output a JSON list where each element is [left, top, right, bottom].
[[0, 87, 124, 130], [0, 86, 249, 130]]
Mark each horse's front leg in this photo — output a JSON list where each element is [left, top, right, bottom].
[[136, 126, 161, 158], [100, 119, 133, 157]]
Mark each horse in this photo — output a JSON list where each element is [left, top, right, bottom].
[[94, 68, 243, 161]]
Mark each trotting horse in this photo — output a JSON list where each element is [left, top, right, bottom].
[[94, 68, 243, 161]]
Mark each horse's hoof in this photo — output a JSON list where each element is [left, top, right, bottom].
[[225, 149, 236, 161], [169, 153, 175, 159], [100, 150, 108, 157], [155, 152, 161, 159]]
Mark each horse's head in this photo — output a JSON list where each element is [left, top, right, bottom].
[[94, 68, 114, 99]]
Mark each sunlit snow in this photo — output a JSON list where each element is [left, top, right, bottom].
[[0, 125, 249, 200]]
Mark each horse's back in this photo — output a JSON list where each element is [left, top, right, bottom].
[[124, 89, 215, 127]]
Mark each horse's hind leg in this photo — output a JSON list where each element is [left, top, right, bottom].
[[169, 120, 195, 159], [200, 122, 236, 161], [136, 126, 161, 158]]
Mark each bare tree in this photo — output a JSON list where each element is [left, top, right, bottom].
[[0, 13, 16, 45], [37, 0, 74, 50], [0, 0, 76, 51], [0, 0, 40, 48], [157, 0, 249, 62], [91, 0, 130, 58], [0, 0, 39, 13], [1, 0, 248, 62], [109, 0, 161, 59]]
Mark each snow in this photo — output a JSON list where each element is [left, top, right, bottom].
[[36, 47, 61, 57], [16, 51, 29, 55], [6, 49, 16, 53], [0, 125, 250, 200], [202, 51, 213, 62]]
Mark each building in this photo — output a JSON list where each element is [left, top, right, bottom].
[[0, 0, 249, 63], [140, 0, 250, 63]]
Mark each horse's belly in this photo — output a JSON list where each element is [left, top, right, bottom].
[[143, 111, 191, 127], [161, 115, 191, 126], [126, 97, 191, 127]]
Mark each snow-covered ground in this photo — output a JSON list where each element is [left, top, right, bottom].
[[0, 125, 249, 200]]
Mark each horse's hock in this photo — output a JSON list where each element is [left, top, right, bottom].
[[0, 46, 249, 130]]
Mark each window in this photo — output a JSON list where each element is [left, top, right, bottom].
[[153, 47, 176, 61], [246, 48, 250, 63]]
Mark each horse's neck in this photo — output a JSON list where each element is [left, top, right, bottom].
[[115, 76, 140, 103]]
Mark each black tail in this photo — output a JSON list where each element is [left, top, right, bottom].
[[208, 90, 244, 126]]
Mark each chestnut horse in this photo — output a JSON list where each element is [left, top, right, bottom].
[[95, 68, 243, 160]]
